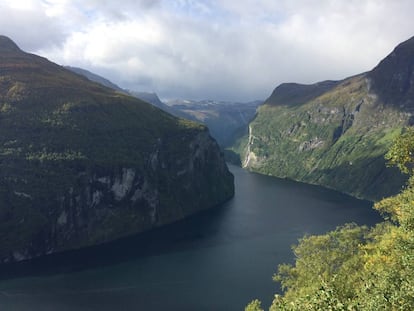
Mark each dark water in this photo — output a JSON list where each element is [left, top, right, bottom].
[[0, 165, 382, 310]]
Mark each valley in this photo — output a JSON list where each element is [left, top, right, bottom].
[[0, 28, 414, 311]]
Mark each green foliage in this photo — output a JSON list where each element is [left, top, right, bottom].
[[385, 127, 414, 174], [248, 128, 414, 310], [245, 299, 264, 311], [0, 37, 235, 259], [238, 74, 408, 200], [26, 149, 87, 162]]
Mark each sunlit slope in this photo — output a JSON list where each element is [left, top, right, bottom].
[[241, 37, 414, 200]]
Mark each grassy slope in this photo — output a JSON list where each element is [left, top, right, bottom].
[[242, 74, 407, 200]]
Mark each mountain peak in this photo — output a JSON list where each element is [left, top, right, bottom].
[[0, 35, 22, 53], [390, 36, 414, 55], [265, 80, 339, 107], [368, 36, 414, 107]]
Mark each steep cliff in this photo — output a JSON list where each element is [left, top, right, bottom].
[[240, 37, 414, 200], [0, 36, 234, 262]]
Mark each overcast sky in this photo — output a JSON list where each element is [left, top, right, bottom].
[[1, 0, 414, 101]]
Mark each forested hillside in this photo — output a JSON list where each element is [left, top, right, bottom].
[[246, 128, 414, 310], [0, 35, 234, 262]]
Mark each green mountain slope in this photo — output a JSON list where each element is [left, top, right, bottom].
[[0, 36, 234, 262], [239, 37, 414, 200]]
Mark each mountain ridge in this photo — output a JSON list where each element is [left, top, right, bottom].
[[266, 80, 340, 107], [0, 35, 21, 53], [368, 36, 414, 108], [59, 64, 261, 148], [65, 66, 125, 92]]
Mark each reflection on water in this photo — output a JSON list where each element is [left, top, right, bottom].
[[0, 165, 382, 310]]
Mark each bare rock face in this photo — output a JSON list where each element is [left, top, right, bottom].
[[0, 36, 234, 263], [368, 36, 414, 109]]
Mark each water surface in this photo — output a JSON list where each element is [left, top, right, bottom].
[[0, 165, 382, 310]]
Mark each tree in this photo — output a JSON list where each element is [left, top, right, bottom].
[[245, 299, 264, 311], [247, 127, 414, 310], [385, 127, 414, 174]]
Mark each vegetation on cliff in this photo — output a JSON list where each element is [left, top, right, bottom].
[[0, 35, 234, 262], [246, 127, 414, 310]]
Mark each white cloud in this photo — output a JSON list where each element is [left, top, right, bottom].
[[0, 0, 65, 50], [1, 0, 414, 101]]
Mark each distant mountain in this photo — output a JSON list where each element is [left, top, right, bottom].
[[64, 66, 261, 148], [0, 35, 234, 263], [237, 36, 414, 200], [65, 66, 125, 92], [62, 69, 174, 113], [128, 91, 186, 117], [129, 91, 165, 107], [166, 99, 261, 147]]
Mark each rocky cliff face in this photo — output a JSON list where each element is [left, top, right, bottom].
[[239, 37, 414, 201], [368, 37, 414, 109], [0, 36, 234, 263]]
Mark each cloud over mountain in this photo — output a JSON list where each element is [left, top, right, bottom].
[[3, 0, 414, 101]]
